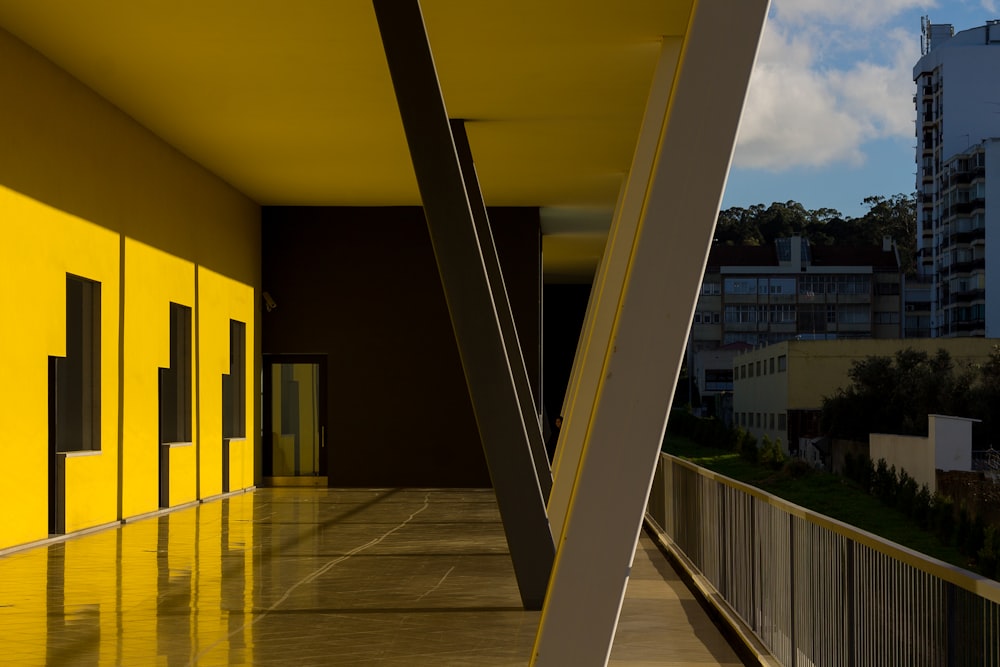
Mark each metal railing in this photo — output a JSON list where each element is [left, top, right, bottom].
[[646, 453, 1000, 666]]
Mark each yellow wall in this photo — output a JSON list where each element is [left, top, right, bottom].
[[785, 338, 999, 410], [731, 344, 789, 448], [0, 26, 259, 550], [199, 267, 256, 498], [121, 239, 197, 517], [0, 188, 121, 545]]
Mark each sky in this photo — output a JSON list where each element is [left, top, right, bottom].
[[721, 0, 999, 219]]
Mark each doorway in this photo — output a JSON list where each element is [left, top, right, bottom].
[[263, 355, 328, 486]]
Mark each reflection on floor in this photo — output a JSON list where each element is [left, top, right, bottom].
[[0, 488, 741, 666]]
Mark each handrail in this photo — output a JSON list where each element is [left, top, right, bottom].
[[667, 455, 1000, 605], [649, 453, 1000, 666]]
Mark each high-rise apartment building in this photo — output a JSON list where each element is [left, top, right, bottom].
[[914, 19, 1000, 337]]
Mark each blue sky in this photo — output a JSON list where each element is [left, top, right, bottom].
[[721, 0, 999, 219]]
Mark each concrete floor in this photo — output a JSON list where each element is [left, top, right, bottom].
[[0, 488, 741, 666]]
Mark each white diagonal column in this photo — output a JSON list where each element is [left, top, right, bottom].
[[548, 34, 681, 543], [533, 0, 769, 664]]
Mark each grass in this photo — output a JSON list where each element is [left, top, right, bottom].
[[662, 433, 973, 570]]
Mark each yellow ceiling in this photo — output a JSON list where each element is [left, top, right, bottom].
[[0, 0, 695, 278]]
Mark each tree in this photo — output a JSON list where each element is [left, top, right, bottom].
[[822, 347, 991, 445], [857, 194, 917, 275], [713, 194, 916, 267]]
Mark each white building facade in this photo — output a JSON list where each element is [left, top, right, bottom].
[[914, 19, 1000, 337]]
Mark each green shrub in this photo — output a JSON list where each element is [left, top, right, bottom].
[[782, 458, 812, 478], [741, 434, 758, 464], [759, 435, 775, 467], [932, 495, 955, 546], [978, 526, 1000, 579], [956, 506, 972, 556], [770, 439, 786, 470], [858, 457, 875, 494], [844, 452, 858, 483], [965, 514, 986, 561], [873, 459, 897, 507], [913, 484, 932, 529], [754, 436, 785, 471], [896, 471, 918, 519]]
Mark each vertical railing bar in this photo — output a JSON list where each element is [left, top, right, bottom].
[[789, 513, 795, 666], [846, 538, 855, 667]]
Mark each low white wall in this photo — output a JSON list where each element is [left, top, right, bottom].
[[870, 433, 936, 492], [930, 414, 975, 472]]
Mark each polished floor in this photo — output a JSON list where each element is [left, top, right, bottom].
[[0, 488, 741, 666]]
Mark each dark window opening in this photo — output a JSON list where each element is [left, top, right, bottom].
[[159, 303, 192, 443], [50, 275, 101, 453], [223, 320, 247, 439]]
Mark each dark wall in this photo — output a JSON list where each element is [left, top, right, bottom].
[[261, 206, 541, 487], [542, 283, 592, 431]]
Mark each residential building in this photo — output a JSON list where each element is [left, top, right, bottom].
[[691, 342, 751, 422], [904, 274, 934, 337], [732, 338, 998, 460], [689, 236, 903, 415], [691, 236, 903, 355], [914, 19, 1000, 337]]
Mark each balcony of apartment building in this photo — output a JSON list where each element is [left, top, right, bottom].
[[950, 197, 987, 217], [723, 319, 770, 333]]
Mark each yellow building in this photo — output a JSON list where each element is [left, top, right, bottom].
[[732, 338, 999, 456], [0, 2, 768, 659]]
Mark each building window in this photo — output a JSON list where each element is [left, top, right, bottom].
[[778, 355, 787, 372], [778, 413, 787, 430], [875, 281, 901, 296], [50, 275, 101, 452], [725, 304, 761, 323], [693, 312, 703, 324], [724, 278, 756, 295], [836, 275, 871, 295], [756, 361, 761, 376], [875, 311, 900, 325], [769, 413, 775, 430], [769, 357, 775, 374], [712, 312, 721, 324], [839, 305, 871, 324], [770, 304, 796, 323], [701, 282, 721, 296], [756, 413, 761, 428], [222, 320, 247, 439], [730, 278, 758, 295], [769, 277, 795, 295], [160, 303, 192, 443]]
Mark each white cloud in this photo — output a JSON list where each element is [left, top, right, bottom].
[[732, 15, 925, 171], [772, 0, 935, 29], [982, 0, 999, 13]]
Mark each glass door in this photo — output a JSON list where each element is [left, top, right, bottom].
[[263, 355, 327, 485]]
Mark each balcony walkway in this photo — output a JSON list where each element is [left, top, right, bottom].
[[0, 488, 742, 666]]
